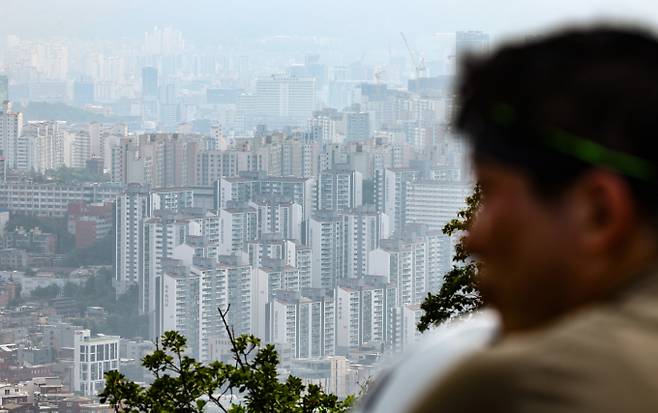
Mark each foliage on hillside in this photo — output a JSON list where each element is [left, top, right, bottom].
[[100, 307, 354, 413], [417, 186, 483, 332], [14, 102, 116, 123]]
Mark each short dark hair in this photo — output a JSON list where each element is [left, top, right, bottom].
[[456, 26, 658, 209]]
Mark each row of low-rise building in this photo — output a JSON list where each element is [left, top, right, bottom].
[[0, 181, 123, 218]]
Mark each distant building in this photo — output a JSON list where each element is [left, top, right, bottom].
[[309, 209, 388, 288], [218, 204, 258, 255], [21, 121, 65, 173], [335, 276, 397, 352], [0, 181, 123, 217], [206, 88, 242, 105], [67, 201, 114, 248], [111, 133, 206, 188], [141, 67, 158, 98], [239, 75, 316, 128], [0, 153, 6, 182], [158, 254, 268, 362], [0, 75, 8, 103], [266, 289, 335, 358], [86, 157, 104, 175], [388, 303, 423, 352], [115, 185, 152, 293], [373, 168, 420, 233], [0, 383, 28, 405], [250, 198, 303, 241], [216, 173, 316, 220], [404, 180, 470, 232], [369, 226, 448, 304], [73, 330, 120, 396], [317, 168, 363, 211], [345, 110, 371, 141], [0, 248, 28, 270], [0, 101, 23, 169], [74, 79, 95, 106], [456, 30, 491, 57]]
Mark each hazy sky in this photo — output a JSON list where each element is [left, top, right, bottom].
[[3, 0, 658, 50]]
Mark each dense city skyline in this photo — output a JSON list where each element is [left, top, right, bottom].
[[1, 2, 653, 410]]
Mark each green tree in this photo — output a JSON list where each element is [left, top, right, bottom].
[[63, 227, 115, 266], [100, 306, 354, 413], [60, 270, 148, 338], [417, 185, 483, 332], [31, 284, 62, 300]]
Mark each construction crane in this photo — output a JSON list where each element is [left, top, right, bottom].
[[400, 32, 427, 79], [374, 66, 386, 84]]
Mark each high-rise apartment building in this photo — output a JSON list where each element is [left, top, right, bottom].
[[308, 112, 339, 143], [309, 212, 347, 289], [0, 101, 22, 169], [195, 149, 250, 186], [309, 209, 388, 288], [258, 259, 303, 292], [368, 226, 447, 304], [404, 180, 470, 232], [219, 255, 269, 340], [373, 168, 420, 234], [246, 237, 297, 268], [159, 254, 267, 362], [111, 134, 206, 187], [239, 75, 316, 128], [250, 198, 303, 241], [115, 185, 153, 294], [218, 204, 258, 255], [161, 258, 201, 357], [216, 173, 316, 219], [0, 76, 8, 103], [345, 110, 371, 141], [335, 276, 397, 353], [21, 121, 65, 173], [387, 304, 422, 353], [66, 128, 91, 169], [317, 168, 363, 212], [142, 67, 158, 98], [267, 289, 335, 358], [142, 210, 220, 339]]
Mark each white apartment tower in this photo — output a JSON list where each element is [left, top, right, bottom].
[[142, 211, 218, 340], [21, 121, 65, 173], [317, 168, 363, 211], [161, 259, 201, 357], [266, 289, 335, 358], [115, 185, 153, 294], [218, 205, 258, 255], [241, 75, 316, 127], [368, 227, 447, 305], [73, 330, 120, 396], [335, 276, 397, 352], [310, 209, 389, 288], [0, 101, 23, 169], [250, 198, 303, 241], [404, 180, 470, 232]]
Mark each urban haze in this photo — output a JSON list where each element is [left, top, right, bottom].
[[0, 0, 657, 410]]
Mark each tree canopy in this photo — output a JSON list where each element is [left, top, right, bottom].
[[100, 306, 354, 413], [417, 185, 483, 332]]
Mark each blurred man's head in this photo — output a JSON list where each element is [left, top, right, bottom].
[[456, 27, 658, 333]]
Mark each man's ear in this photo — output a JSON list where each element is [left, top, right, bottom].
[[567, 170, 635, 252]]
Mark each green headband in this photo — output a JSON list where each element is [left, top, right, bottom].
[[489, 102, 656, 182]]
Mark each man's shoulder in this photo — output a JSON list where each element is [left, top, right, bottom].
[[410, 305, 658, 413]]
